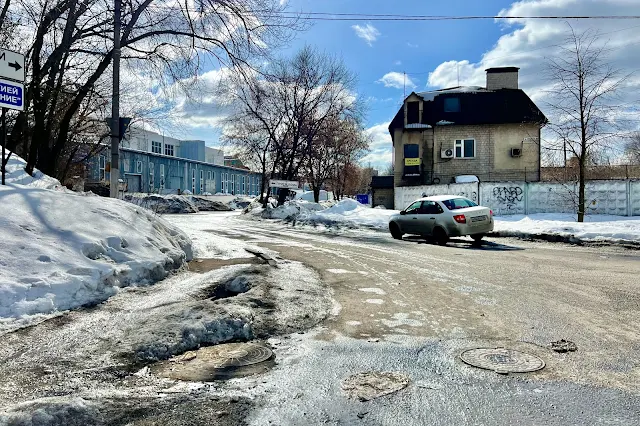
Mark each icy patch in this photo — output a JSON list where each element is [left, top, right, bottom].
[[358, 287, 386, 295], [366, 299, 385, 305], [346, 321, 362, 326], [326, 269, 352, 274], [380, 313, 423, 328]]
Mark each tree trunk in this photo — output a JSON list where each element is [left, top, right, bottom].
[[577, 155, 586, 222], [313, 185, 320, 203]]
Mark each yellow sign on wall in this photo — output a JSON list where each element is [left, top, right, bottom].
[[404, 158, 421, 166]]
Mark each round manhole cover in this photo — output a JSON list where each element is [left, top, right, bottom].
[[460, 348, 545, 374], [154, 343, 274, 381]]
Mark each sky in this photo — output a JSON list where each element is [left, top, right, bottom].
[[141, 0, 640, 171]]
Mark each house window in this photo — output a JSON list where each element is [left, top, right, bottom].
[[149, 162, 154, 190], [444, 97, 460, 113], [200, 170, 204, 193], [242, 176, 246, 194], [231, 174, 235, 195], [152, 141, 162, 154], [164, 144, 174, 156], [455, 139, 476, 158], [407, 101, 419, 124], [136, 160, 142, 174], [208, 171, 212, 180], [98, 155, 106, 181], [192, 169, 196, 194], [159, 164, 165, 190]]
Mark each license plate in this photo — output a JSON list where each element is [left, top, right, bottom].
[[471, 215, 487, 222]]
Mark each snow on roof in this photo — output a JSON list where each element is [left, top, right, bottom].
[[418, 194, 472, 202], [416, 86, 488, 102]]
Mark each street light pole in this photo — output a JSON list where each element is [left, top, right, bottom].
[[109, 0, 121, 198]]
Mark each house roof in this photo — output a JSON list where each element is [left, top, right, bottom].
[[388, 87, 547, 135]]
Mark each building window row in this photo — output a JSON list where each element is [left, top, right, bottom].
[[151, 141, 162, 154]]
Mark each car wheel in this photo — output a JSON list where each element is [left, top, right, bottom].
[[389, 223, 403, 240], [433, 227, 448, 245], [471, 234, 485, 242]]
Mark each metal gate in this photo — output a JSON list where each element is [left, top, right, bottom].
[[126, 174, 141, 193]]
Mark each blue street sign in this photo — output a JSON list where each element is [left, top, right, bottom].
[[0, 79, 24, 111], [356, 194, 369, 205]]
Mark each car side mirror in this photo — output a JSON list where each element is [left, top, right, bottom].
[[400, 210, 406, 215]]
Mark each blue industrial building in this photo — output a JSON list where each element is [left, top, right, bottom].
[[87, 129, 261, 196]]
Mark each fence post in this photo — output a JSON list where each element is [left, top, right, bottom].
[[627, 180, 632, 217]]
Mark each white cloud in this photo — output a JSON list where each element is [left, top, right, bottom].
[[407, 42, 418, 48], [378, 72, 416, 90], [424, 0, 640, 154], [352, 24, 381, 46], [360, 122, 393, 170], [395, 60, 402, 66]]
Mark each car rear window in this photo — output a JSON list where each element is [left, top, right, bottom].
[[442, 198, 478, 210]]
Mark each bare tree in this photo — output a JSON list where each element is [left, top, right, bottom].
[[4, 0, 300, 180], [544, 26, 631, 222], [625, 132, 640, 165], [224, 46, 364, 205]]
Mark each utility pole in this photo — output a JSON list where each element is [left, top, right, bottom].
[[109, 0, 121, 198]]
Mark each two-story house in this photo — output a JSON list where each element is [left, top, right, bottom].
[[388, 67, 547, 187]]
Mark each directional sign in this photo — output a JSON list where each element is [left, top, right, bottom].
[[0, 79, 24, 111], [269, 179, 299, 189], [0, 49, 25, 82]]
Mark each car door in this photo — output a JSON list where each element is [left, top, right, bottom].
[[398, 201, 422, 233], [413, 201, 441, 235]]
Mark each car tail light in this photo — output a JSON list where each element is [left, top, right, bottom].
[[490, 210, 493, 216], [453, 214, 466, 224]]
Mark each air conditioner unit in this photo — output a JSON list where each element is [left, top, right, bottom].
[[441, 148, 454, 159], [510, 147, 522, 158]]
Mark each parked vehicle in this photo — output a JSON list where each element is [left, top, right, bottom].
[[389, 195, 493, 244]]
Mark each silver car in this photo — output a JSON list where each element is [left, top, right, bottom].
[[389, 195, 494, 244]]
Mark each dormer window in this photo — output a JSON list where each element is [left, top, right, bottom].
[[407, 101, 419, 124], [444, 97, 460, 113]]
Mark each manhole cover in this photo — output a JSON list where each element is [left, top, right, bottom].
[[342, 371, 410, 401], [459, 348, 545, 374], [153, 343, 274, 381]]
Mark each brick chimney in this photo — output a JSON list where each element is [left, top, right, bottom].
[[485, 67, 519, 90]]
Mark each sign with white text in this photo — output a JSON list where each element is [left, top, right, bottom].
[[0, 79, 24, 110]]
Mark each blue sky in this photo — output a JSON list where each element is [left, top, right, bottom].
[[158, 0, 640, 170]]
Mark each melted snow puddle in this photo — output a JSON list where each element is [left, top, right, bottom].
[[358, 287, 386, 295], [380, 313, 423, 328]]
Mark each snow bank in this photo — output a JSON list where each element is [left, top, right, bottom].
[[125, 193, 198, 214], [0, 155, 193, 331], [493, 214, 640, 244], [0, 397, 100, 426], [243, 195, 640, 244], [3, 153, 63, 189]]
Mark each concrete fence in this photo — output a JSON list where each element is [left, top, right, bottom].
[[394, 180, 640, 216]]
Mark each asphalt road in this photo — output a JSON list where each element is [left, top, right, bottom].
[[1, 212, 638, 425], [215, 214, 640, 425]]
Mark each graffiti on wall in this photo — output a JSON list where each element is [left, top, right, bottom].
[[492, 186, 524, 211], [458, 191, 478, 203]]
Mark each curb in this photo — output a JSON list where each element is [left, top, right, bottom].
[[488, 231, 640, 250]]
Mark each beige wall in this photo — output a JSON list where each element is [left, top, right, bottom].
[[393, 123, 540, 185]]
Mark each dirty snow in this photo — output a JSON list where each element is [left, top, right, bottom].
[[493, 214, 640, 243], [326, 269, 352, 274], [359, 288, 387, 295], [366, 299, 385, 305], [0, 154, 193, 332], [244, 198, 640, 243]]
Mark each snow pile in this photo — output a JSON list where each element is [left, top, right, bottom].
[[0, 155, 193, 331], [3, 153, 63, 189], [0, 397, 100, 426], [188, 196, 232, 212], [292, 189, 334, 202], [228, 196, 255, 210], [124, 193, 198, 214], [493, 214, 640, 243]]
